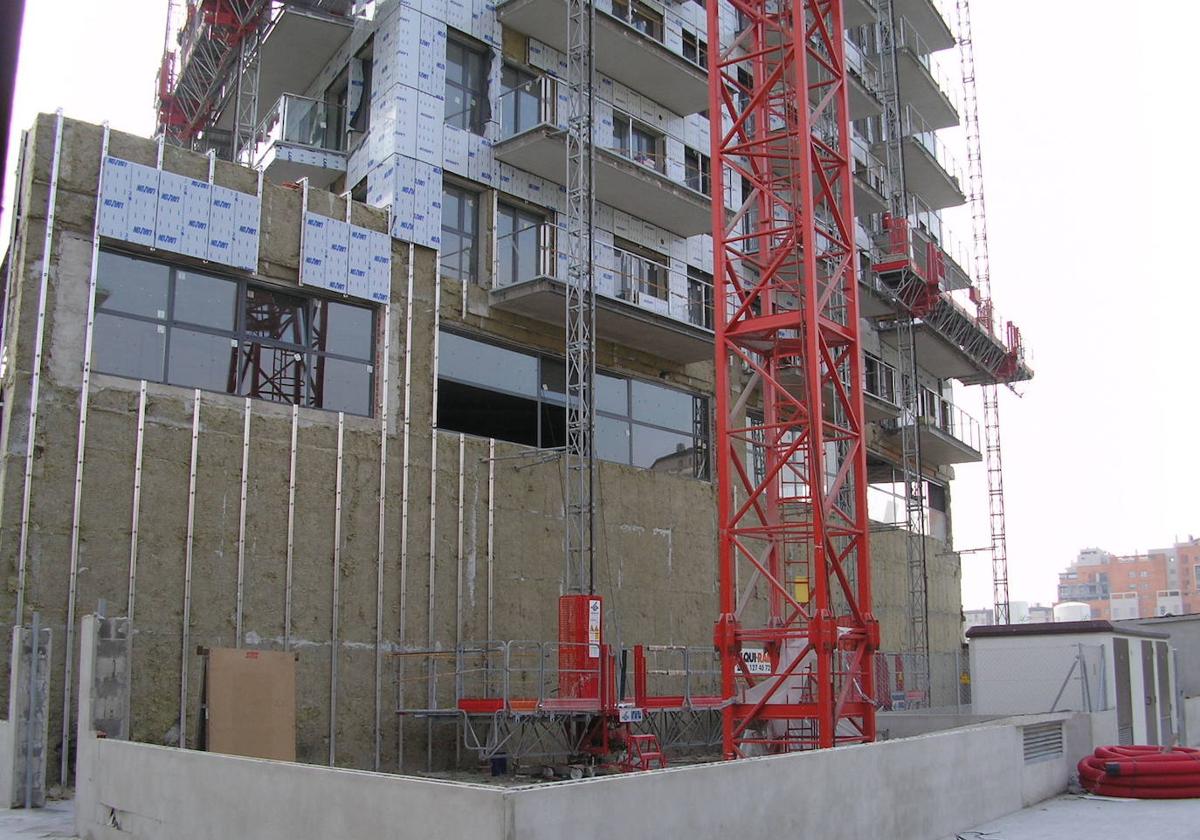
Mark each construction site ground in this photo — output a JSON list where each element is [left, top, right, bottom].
[[939, 792, 1200, 840]]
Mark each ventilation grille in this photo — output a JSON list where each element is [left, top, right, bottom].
[[1023, 722, 1064, 763]]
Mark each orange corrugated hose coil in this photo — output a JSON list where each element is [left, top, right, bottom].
[[1078, 746, 1200, 799]]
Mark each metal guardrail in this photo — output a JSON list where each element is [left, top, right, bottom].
[[254, 92, 348, 159], [486, 222, 715, 331]]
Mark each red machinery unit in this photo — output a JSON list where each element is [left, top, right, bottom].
[[706, 0, 878, 757], [558, 594, 603, 701]]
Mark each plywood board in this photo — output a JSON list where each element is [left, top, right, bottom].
[[206, 648, 296, 762]]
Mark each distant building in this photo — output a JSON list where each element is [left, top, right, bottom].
[[1056, 538, 1200, 620], [1026, 605, 1053, 623]]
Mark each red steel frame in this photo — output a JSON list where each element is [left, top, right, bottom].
[[706, 0, 878, 757]]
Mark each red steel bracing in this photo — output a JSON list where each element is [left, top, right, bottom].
[[706, 0, 878, 757]]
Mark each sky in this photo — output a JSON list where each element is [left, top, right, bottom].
[[4, 1, 1197, 613]]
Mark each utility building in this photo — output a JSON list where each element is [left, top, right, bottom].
[[0, 0, 1030, 781]]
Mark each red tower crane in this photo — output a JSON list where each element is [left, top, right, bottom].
[[706, 0, 877, 756]]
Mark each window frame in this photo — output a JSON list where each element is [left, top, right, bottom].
[[437, 329, 710, 479], [445, 33, 491, 135], [496, 199, 548, 288], [684, 146, 711, 195], [441, 181, 482, 285], [92, 248, 377, 416]]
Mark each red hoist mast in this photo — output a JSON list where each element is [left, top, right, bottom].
[[706, 0, 878, 756], [956, 0, 1010, 624]]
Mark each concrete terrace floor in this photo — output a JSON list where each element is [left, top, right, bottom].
[[0, 792, 1198, 839], [941, 793, 1200, 840], [0, 802, 75, 839]]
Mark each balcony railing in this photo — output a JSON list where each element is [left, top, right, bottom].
[[895, 16, 961, 113], [255, 93, 347, 157], [497, 75, 692, 186], [498, 74, 558, 140], [488, 220, 714, 332], [901, 104, 964, 187], [918, 388, 980, 451], [864, 352, 899, 406], [845, 37, 883, 96]]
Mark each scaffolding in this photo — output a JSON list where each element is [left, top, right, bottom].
[[395, 642, 721, 766]]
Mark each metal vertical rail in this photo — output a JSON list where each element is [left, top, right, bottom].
[[878, 0, 929, 687], [956, 0, 1009, 625], [706, 0, 876, 756], [330, 411, 344, 766], [397, 244, 416, 768], [285, 403, 298, 650], [564, 0, 596, 595], [374, 296, 392, 772], [426, 256, 442, 770], [180, 389, 201, 749], [16, 110, 64, 626], [236, 398, 251, 646], [127, 381, 148, 622], [487, 438, 496, 641], [61, 121, 109, 784]]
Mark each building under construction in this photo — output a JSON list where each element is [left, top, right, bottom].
[[0, 0, 1032, 788]]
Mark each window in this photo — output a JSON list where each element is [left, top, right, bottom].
[[612, 112, 664, 173], [445, 35, 490, 134], [92, 250, 376, 416], [684, 147, 711, 195], [687, 266, 713, 330], [500, 64, 540, 138], [496, 202, 546, 288], [441, 184, 480, 284], [614, 238, 669, 302], [682, 30, 708, 69], [611, 0, 663, 41], [437, 330, 709, 478]]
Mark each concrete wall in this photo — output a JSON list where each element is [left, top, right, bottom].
[[1, 113, 968, 780], [73, 608, 1082, 840]]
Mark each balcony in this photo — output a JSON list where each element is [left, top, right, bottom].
[[862, 353, 903, 422], [892, 106, 966, 210], [844, 0, 880, 29], [894, 0, 956, 52], [495, 0, 709, 115], [209, 5, 354, 141], [252, 94, 347, 188], [883, 390, 982, 466], [493, 76, 713, 237], [845, 39, 884, 120], [487, 221, 714, 363], [893, 18, 960, 130], [852, 139, 888, 217]]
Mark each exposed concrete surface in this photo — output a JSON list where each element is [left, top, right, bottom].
[[940, 793, 1200, 840], [0, 802, 75, 839]]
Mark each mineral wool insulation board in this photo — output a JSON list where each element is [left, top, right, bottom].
[[97, 155, 260, 271], [301, 211, 391, 304]]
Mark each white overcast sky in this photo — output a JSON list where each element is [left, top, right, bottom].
[[4, 1, 1197, 611]]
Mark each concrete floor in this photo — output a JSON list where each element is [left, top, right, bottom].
[[942, 793, 1200, 840], [0, 802, 75, 839]]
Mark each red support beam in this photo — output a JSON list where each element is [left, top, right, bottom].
[[707, 0, 877, 758]]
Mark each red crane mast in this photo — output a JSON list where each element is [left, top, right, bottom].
[[706, 0, 878, 756]]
